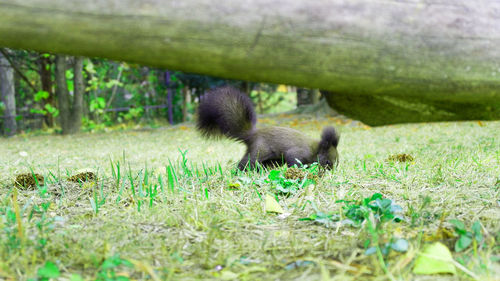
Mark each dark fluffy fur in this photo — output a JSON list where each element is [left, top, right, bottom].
[[197, 86, 340, 170], [197, 86, 256, 143]]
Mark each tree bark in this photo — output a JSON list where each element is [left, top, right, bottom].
[[0, 50, 17, 136], [55, 55, 70, 133], [182, 86, 190, 122], [0, 0, 499, 124], [71, 57, 84, 133], [55, 55, 84, 134]]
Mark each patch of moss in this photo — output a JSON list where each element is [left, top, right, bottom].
[[68, 172, 97, 183], [388, 154, 415, 162], [285, 167, 320, 182], [14, 173, 44, 189]]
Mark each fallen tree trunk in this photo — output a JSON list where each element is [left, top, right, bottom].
[[0, 0, 499, 125]]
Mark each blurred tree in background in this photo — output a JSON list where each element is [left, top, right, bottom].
[[0, 49, 304, 135], [0, 50, 17, 136]]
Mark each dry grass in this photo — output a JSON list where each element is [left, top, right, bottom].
[[0, 117, 498, 280]]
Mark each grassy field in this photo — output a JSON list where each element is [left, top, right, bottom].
[[0, 116, 499, 280]]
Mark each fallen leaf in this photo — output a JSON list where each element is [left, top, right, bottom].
[[277, 212, 291, 219], [423, 227, 454, 242], [265, 194, 284, 214], [129, 259, 160, 281], [227, 182, 241, 190], [69, 274, 85, 281], [413, 242, 456, 275], [391, 238, 409, 252], [218, 270, 239, 280], [285, 260, 315, 270]]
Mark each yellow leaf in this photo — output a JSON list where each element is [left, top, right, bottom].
[[115, 272, 130, 277], [276, 85, 288, 92], [227, 182, 241, 190], [413, 242, 456, 275], [129, 259, 161, 281], [265, 194, 284, 214], [82, 181, 96, 189], [217, 270, 239, 280]]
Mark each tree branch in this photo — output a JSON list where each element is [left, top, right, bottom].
[[0, 48, 38, 93]]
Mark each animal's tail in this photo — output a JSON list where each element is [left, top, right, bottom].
[[319, 126, 340, 150], [197, 86, 256, 143]]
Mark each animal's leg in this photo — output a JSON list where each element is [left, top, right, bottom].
[[238, 153, 253, 170], [284, 148, 310, 167]]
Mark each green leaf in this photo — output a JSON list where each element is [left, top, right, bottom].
[[218, 270, 239, 280], [268, 170, 281, 181], [70, 274, 85, 281], [363, 193, 382, 205], [44, 104, 60, 117], [30, 108, 47, 115], [38, 261, 60, 279], [390, 238, 409, 252], [455, 235, 472, 252], [90, 97, 106, 112], [471, 220, 482, 242], [34, 90, 50, 101], [265, 194, 284, 214], [67, 80, 74, 92], [285, 260, 315, 270], [97, 97, 106, 108], [449, 219, 466, 232], [413, 242, 456, 275], [300, 212, 339, 228], [65, 69, 74, 79], [84, 60, 96, 74], [100, 254, 133, 271], [364, 247, 377, 256], [105, 79, 123, 88]]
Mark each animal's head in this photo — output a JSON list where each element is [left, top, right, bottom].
[[317, 126, 340, 169]]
